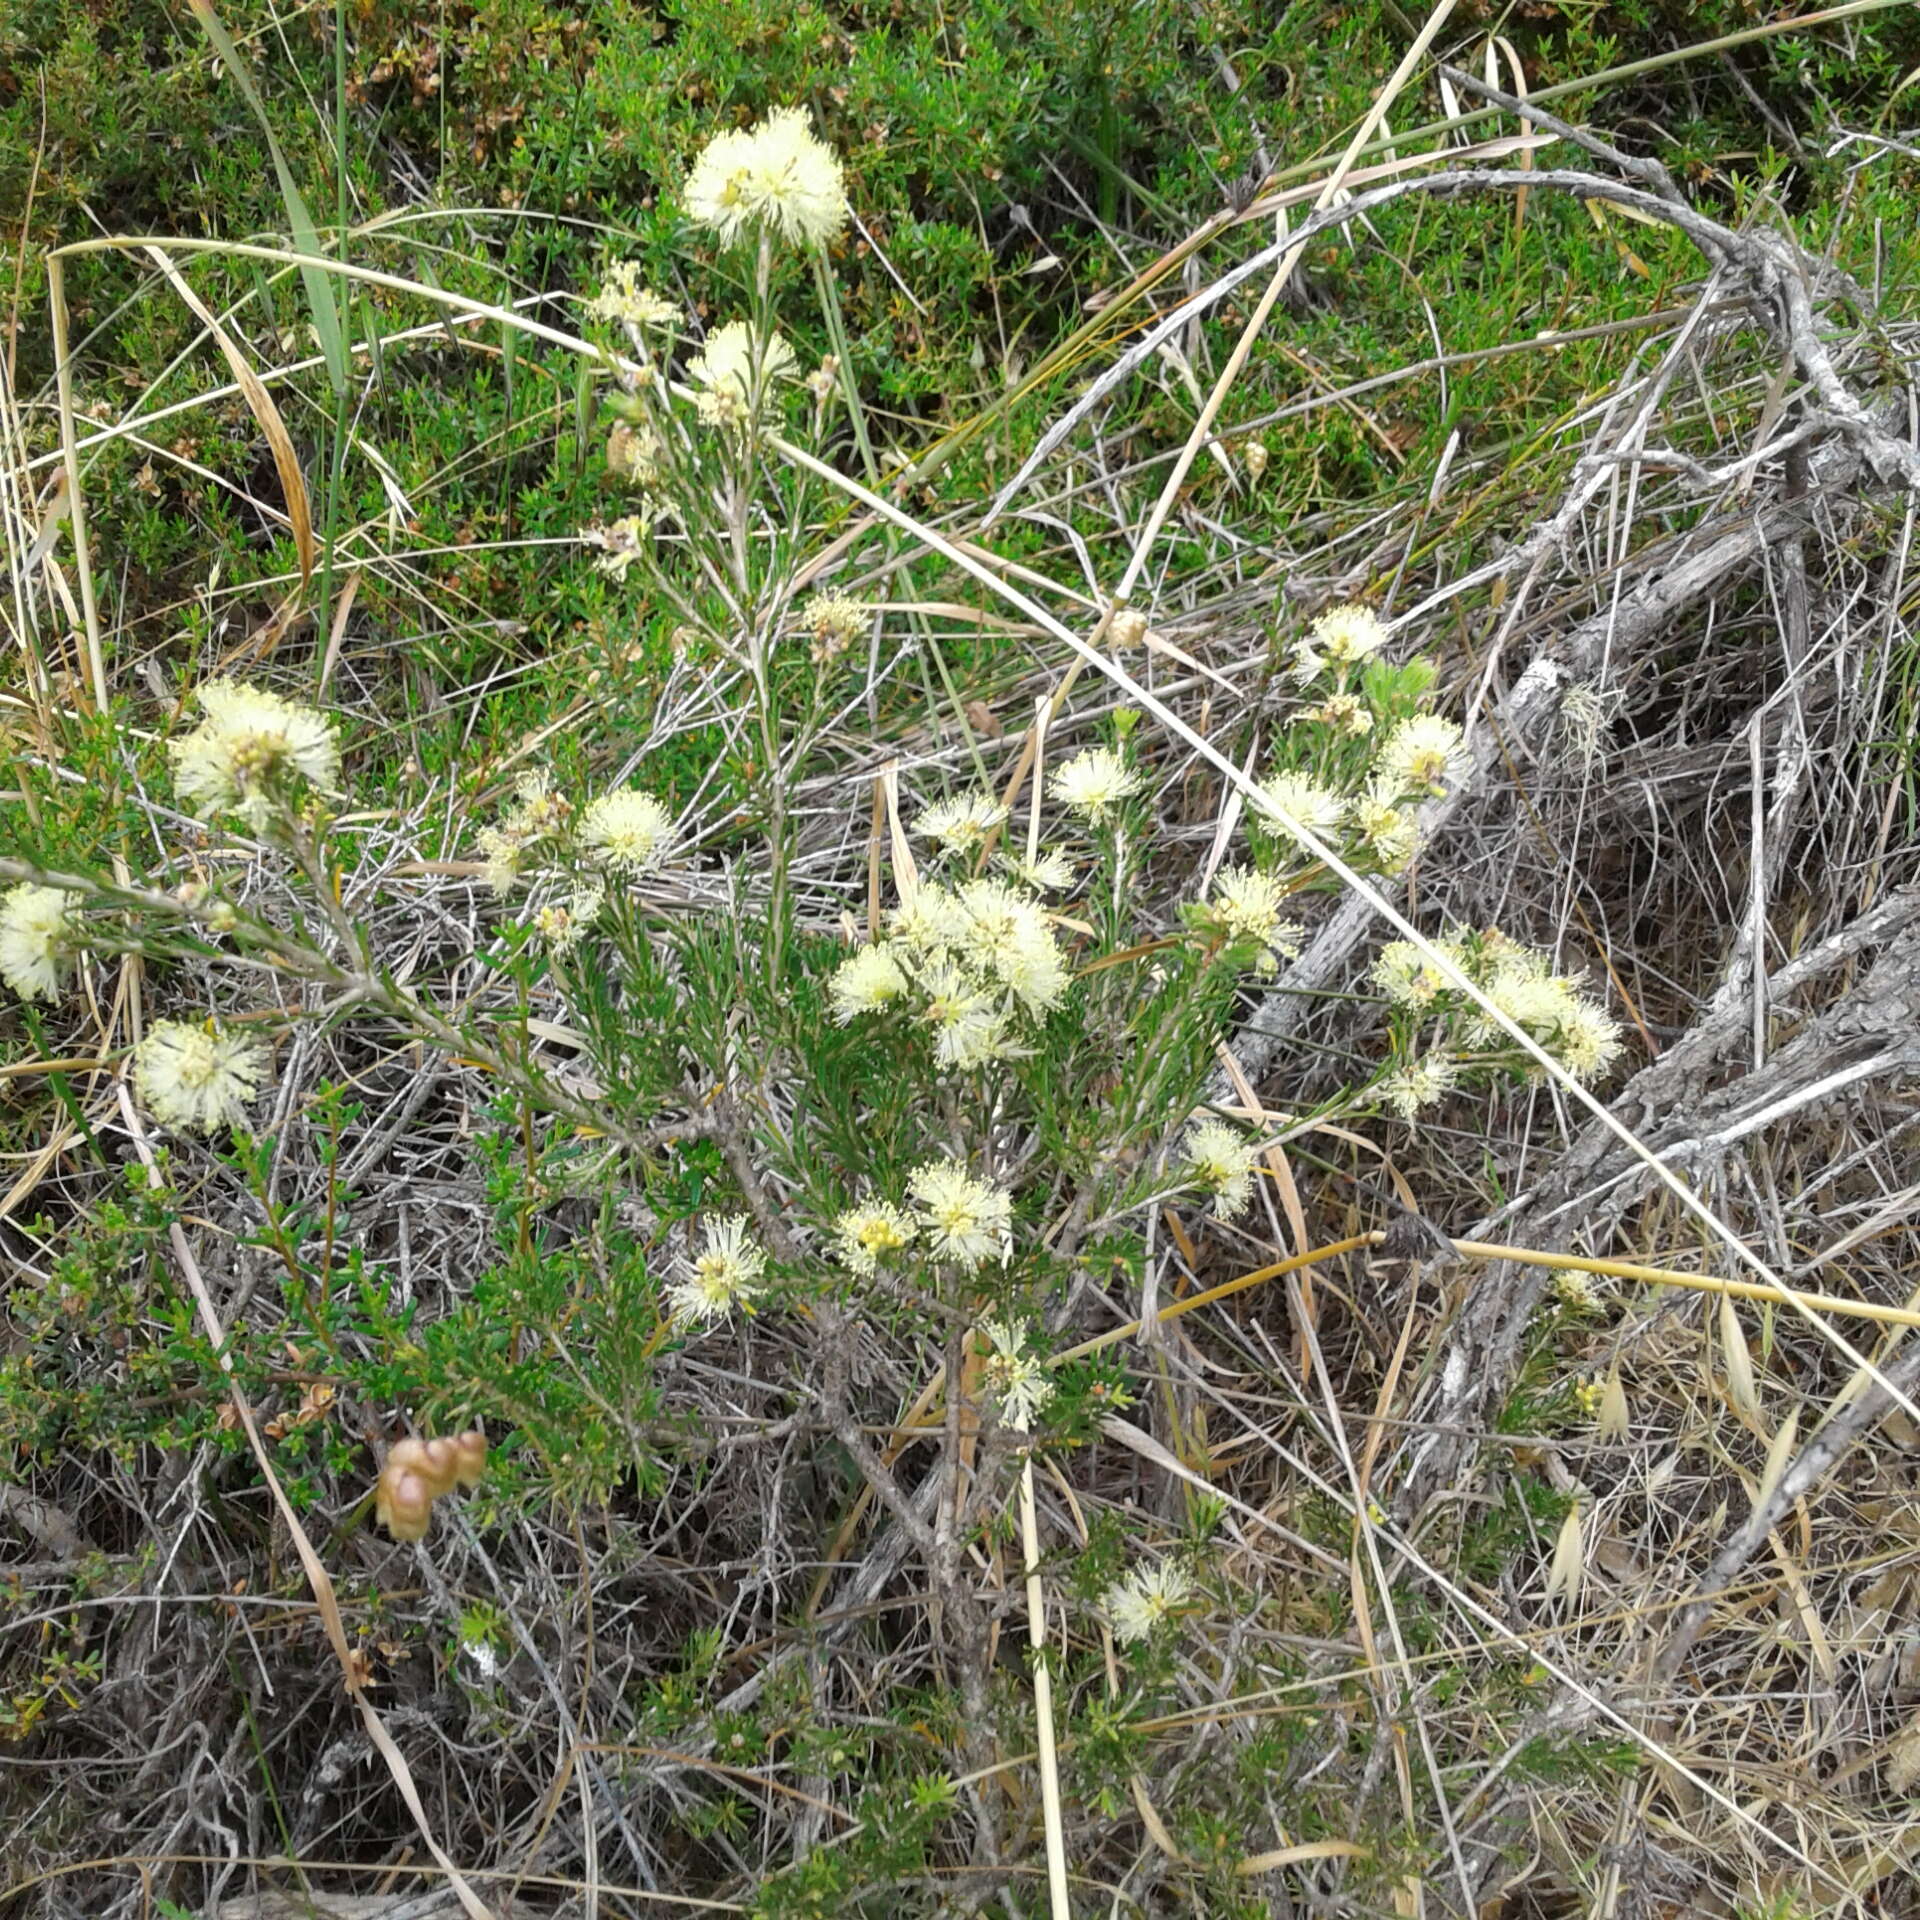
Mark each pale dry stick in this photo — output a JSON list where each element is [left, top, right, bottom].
[[111, 1081, 496, 1920], [767, 432, 1920, 1437], [43, 255, 105, 713], [1017, 1459, 1071, 1920], [1108, 0, 1461, 607]]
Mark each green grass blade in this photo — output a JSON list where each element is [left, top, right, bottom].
[[186, 0, 349, 397]]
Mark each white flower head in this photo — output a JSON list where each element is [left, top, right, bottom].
[[588, 512, 655, 581], [586, 262, 680, 331], [1381, 1052, 1459, 1120], [908, 1160, 1012, 1270], [170, 680, 342, 831], [1001, 847, 1076, 894], [478, 770, 572, 893], [956, 879, 1069, 1016], [0, 884, 79, 1003], [916, 790, 1009, 857], [1203, 866, 1302, 974], [1104, 1560, 1196, 1645], [688, 320, 798, 426], [133, 1019, 266, 1135], [1372, 938, 1460, 1008], [888, 884, 968, 962], [1254, 769, 1346, 848], [1049, 746, 1142, 824], [667, 1215, 768, 1330], [1354, 784, 1419, 873], [976, 1318, 1055, 1432], [833, 1200, 916, 1278], [802, 592, 869, 664], [1553, 996, 1624, 1082], [535, 881, 604, 956], [830, 943, 910, 1022], [685, 105, 850, 250], [1182, 1118, 1261, 1219], [1379, 714, 1466, 798], [579, 789, 673, 875], [1295, 604, 1388, 677], [917, 960, 1021, 1069]]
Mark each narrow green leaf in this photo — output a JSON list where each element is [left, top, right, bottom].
[[187, 0, 349, 397]]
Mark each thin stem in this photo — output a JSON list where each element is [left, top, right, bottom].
[[1020, 1457, 1071, 1920]]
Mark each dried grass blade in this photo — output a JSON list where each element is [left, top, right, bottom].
[[145, 246, 314, 590]]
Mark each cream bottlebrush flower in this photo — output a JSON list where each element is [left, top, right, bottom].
[[833, 1200, 916, 1277], [587, 510, 657, 581], [916, 790, 1009, 856], [170, 679, 342, 830], [908, 1160, 1012, 1269], [0, 884, 78, 1002], [1380, 1051, 1459, 1120], [1464, 958, 1575, 1046], [1372, 937, 1464, 1007], [977, 1319, 1055, 1432], [1104, 1560, 1196, 1645], [917, 961, 1020, 1069], [1203, 866, 1302, 974], [830, 943, 910, 1022], [1306, 690, 1373, 736], [133, 1019, 267, 1134], [889, 884, 968, 961], [685, 105, 849, 249], [478, 770, 572, 894], [607, 422, 665, 489], [802, 591, 868, 664], [956, 879, 1069, 1015], [1049, 746, 1141, 824], [535, 882, 604, 957], [1379, 714, 1466, 797], [586, 262, 680, 330], [1354, 785, 1419, 872], [688, 319, 798, 425], [1001, 847, 1076, 894], [1182, 1118, 1261, 1219], [667, 1215, 768, 1329], [1295, 603, 1389, 676], [1254, 769, 1346, 846], [579, 789, 673, 875], [1553, 997, 1625, 1082]]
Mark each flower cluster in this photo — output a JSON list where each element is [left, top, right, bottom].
[[830, 873, 1070, 1070], [1103, 1559, 1195, 1645], [170, 680, 342, 833], [477, 774, 673, 903], [908, 1160, 1012, 1270], [133, 1018, 267, 1134], [0, 884, 79, 1003], [586, 262, 680, 332], [667, 1216, 768, 1329], [1372, 926, 1625, 1094], [1294, 603, 1389, 678], [685, 105, 850, 250], [477, 771, 575, 893], [976, 1318, 1054, 1430], [1196, 866, 1302, 975], [801, 592, 869, 665], [688, 320, 798, 431], [915, 789, 1008, 857], [1180, 1118, 1262, 1219], [833, 1199, 916, 1278], [1049, 746, 1140, 825]]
